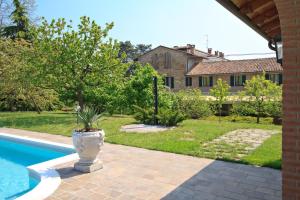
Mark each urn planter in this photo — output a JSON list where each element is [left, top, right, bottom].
[[72, 130, 105, 173]]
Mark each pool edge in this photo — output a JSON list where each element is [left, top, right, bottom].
[[0, 132, 79, 200]]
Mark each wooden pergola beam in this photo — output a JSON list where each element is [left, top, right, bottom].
[[240, 0, 273, 14], [251, 6, 278, 25]]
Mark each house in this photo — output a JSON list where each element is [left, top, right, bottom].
[[137, 44, 226, 91], [187, 57, 283, 94], [137, 44, 282, 93]]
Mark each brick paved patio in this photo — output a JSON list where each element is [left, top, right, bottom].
[[0, 128, 282, 200]]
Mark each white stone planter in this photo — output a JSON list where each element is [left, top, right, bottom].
[[72, 130, 105, 173]]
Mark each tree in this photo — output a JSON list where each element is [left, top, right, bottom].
[[0, 0, 36, 28], [242, 74, 281, 123], [0, 39, 60, 112], [1, 0, 31, 39], [118, 41, 151, 62], [30, 16, 127, 109], [210, 78, 230, 123]]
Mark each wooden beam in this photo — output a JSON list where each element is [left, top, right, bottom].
[[261, 17, 280, 32], [267, 27, 281, 38], [216, 0, 270, 40], [251, 6, 278, 24], [240, 0, 273, 14]]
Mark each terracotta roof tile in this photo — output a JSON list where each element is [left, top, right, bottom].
[[186, 57, 282, 75]]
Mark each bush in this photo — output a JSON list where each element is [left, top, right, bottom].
[[133, 106, 155, 125], [176, 89, 212, 119], [231, 101, 256, 116], [133, 105, 185, 126], [157, 108, 185, 126]]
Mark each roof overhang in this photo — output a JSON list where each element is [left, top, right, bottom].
[[216, 0, 281, 41]]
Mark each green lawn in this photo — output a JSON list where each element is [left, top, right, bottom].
[[0, 111, 282, 169]]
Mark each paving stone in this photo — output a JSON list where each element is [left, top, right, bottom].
[[0, 128, 282, 200]]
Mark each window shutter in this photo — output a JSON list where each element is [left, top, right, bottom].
[[163, 77, 166, 86], [189, 77, 192, 86], [171, 77, 174, 88], [199, 76, 202, 87], [279, 74, 283, 85], [265, 73, 270, 80], [242, 75, 246, 85], [185, 77, 188, 87], [230, 75, 234, 86], [166, 77, 170, 87], [209, 76, 213, 87]]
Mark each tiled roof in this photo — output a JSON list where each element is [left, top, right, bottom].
[[186, 57, 282, 75]]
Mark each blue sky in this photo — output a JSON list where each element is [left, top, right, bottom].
[[35, 0, 275, 59]]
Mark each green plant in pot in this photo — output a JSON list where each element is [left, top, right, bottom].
[[72, 106, 105, 173]]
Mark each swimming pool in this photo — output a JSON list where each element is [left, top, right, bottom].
[[0, 133, 78, 200]]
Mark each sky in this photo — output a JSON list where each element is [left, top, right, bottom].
[[35, 0, 275, 60]]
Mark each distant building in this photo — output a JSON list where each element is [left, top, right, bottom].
[[137, 44, 282, 94]]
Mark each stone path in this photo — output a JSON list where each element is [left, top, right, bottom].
[[202, 129, 279, 160], [0, 128, 282, 200], [120, 124, 172, 133]]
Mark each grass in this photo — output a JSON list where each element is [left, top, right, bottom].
[[0, 111, 282, 169]]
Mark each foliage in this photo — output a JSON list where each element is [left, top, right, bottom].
[[210, 78, 230, 122], [157, 107, 185, 126], [1, 0, 31, 40], [30, 16, 128, 109], [176, 89, 212, 119], [118, 40, 152, 62], [239, 74, 282, 123], [0, 39, 61, 112], [123, 63, 161, 112], [77, 106, 102, 131], [133, 105, 155, 125]]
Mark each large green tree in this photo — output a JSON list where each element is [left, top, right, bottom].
[[0, 39, 60, 112], [1, 0, 31, 39], [118, 41, 151, 62], [30, 16, 127, 109]]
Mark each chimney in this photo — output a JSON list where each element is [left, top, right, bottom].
[[219, 52, 224, 58], [187, 44, 195, 54], [214, 51, 219, 56], [208, 48, 212, 54]]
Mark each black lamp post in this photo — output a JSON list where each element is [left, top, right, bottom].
[[268, 35, 283, 65], [153, 76, 158, 125]]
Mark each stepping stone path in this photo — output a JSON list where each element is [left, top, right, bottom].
[[202, 129, 280, 160]]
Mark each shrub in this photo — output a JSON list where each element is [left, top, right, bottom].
[[176, 89, 212, 119], [133, 105, 185, 126], [133, 105, 155, 125], [157, 108, 185, 126]]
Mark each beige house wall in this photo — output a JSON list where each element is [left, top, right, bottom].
[[138, 46, 202, 91]]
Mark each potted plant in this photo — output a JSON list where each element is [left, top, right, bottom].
[[72, 106, 105, 173]]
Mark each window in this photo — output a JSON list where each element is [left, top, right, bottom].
[[230, 75, 246, 86], [164, 52, 172, 69], [185, 77, 192, 87], [164, 76, 174, 89], [265, 73, 282, 85], [199, 76, 213, 87]]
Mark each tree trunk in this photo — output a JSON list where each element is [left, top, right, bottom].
[[77, 90, 84, 109]]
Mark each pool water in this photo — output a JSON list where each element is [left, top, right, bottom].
[[0, 137, 71, 200]]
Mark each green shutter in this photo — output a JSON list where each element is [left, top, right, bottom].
[[265, 73, 270, 80], [171, 77, 174, 88], [279, 74, 283, 85], [230, 75, 234, 86], [242, 75, 246, 85], [209, 76, 213, 87], [199, 76, 202, 87]]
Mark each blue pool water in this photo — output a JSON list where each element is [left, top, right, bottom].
[[0, 137, 72, 200]]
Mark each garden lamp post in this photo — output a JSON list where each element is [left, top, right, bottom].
[[153, 76, 158, 125]]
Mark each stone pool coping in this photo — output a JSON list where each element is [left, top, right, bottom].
[[0, 132, 79, 200]]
